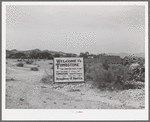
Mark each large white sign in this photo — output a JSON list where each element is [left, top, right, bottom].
[[53, 57, 84, 82]]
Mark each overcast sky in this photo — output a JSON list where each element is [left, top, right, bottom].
[[6, 5, 145, 54]]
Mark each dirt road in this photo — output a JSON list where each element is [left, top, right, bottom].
[[6, 59, 145, 109]]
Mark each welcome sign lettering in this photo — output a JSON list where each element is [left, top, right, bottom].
[[53, 57, 84, 82]]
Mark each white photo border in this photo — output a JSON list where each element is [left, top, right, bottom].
[[2, 1, 149, 120]]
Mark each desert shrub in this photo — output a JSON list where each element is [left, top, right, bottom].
[[85, 62, 102, 80], [6, 78, 15, 82], [86, 63, 131, 90], [17, 59, 22, 62], [84, 64, 87, 74], [85, 73, 92, 79], [16, 63, 24, 67], [140, 73, 145, 82], [107, 65, 131, 89], [102, 60, 109, 70], [128, 65, 145, 82], [26, 60, 33, 64], [30, 67, 39, 71], [123, 60, 130, 66]]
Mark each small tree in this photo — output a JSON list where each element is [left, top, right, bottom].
[[79, 52, 88, 58], [85, 51, 89, 56], [66, 53, 72, 57]]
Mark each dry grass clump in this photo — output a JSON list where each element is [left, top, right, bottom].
[[30, 67, 39, 71], [16, 62, 24, 67], [41, 75, 53, 84], [40, 70, 53, 84]]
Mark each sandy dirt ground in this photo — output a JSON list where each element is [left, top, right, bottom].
[[6, 59, 145, 109]]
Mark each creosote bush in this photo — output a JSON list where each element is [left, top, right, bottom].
[[31, 67, 39, 71], [16, 63, 24, 67]]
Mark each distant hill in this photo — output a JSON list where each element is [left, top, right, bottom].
[[6, 49, 76, 57], [7, 49, 41, 55], [107, 52, 145, 58], [10, 49, 18, 53], [6, 50, 15, 56], [6, 49, 145, 59]]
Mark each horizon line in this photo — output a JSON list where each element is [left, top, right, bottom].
[[6, 48, 145, 55]]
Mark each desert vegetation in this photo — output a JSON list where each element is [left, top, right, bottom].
[[7, 49, 77, 60], [16, 62, 24, 67], [26, 60, 33, 64], [30, 67, 39, 71], [85, 61, 144, 91]]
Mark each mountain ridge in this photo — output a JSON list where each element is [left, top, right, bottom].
[[6, 49, 145, 58], [6, 49, 75, 56]]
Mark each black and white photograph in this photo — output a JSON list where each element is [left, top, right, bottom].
[[2, 1, 148, 120]]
